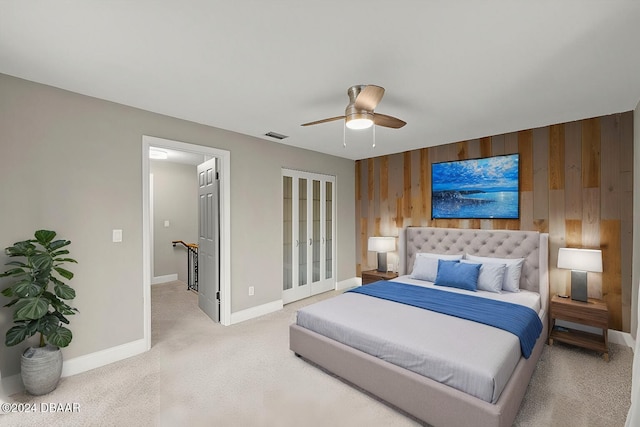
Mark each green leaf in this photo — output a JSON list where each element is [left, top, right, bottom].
[[0, 267, 28, 278], [50, 276, 63, 286], [34, 230, 56, 246], [49, 239, 71, 251], [5, 260, 29, 268], [51, 249, 70, 257], [54, 282, 75, 300], [13, 297, 49, 320], [47, 326, 72, 347], [1, 287, 14, 297], [3, 298, 18, 307], [54, 257, 77, 264], [52, 311, 70, 324], [44, 292, 76, 315], [38, 314, 60, 336], [43, 290, 61, 304], [54, 267, 74, 280], [31, 252, 53, 270], [5, 241, 35, 257], [13, 279, 41, 298], [5, 324, 34, 347], [59, 306, 77, 316]]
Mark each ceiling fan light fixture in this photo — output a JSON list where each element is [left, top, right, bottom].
[[345, 112, 374, 130]]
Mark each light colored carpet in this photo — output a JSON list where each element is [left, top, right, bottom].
[[3, 281, 632, 426]]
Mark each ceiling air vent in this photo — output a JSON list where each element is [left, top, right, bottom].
[[264, 131, 288, 140]]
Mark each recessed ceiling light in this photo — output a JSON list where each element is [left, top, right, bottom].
[[149, 148, 168, 160]]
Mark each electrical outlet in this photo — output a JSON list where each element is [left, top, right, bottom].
[[248, 286, 255, 296]]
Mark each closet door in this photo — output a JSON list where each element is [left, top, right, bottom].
[[282, 169, 335, 304], [310, 176, 334, 295], [324, 181, 334, 283], [282, 176, 293, 293]]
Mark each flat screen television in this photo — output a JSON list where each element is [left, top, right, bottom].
[[431, 153, 519, 219]]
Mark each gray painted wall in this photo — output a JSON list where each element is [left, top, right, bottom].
[[150, 160, 198, 282], [0, 74, 356, 377]]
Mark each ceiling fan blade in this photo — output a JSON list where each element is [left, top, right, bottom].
[[354, 85, 385, 111], [374, 113, 407, 129], [301, 116, 345, 126]]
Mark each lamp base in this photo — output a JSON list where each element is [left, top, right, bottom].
[[377, 252, 388, 272], [570, 270, 588, 302]]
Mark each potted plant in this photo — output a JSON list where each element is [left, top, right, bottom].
[[0, 230, 78, 395]]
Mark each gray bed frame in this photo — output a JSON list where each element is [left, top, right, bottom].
[[290, 227, 549, 427]]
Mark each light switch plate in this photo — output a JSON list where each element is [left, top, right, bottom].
[[112, 229, 123, 243], [164, 220, 170, 228]]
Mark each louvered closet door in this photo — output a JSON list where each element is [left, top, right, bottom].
[[282, 169, 335, 304]]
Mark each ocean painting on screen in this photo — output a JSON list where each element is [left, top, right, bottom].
[[431, 154, 519, 219]]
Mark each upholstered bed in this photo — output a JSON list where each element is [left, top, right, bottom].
[[289, 227, 549, 427]]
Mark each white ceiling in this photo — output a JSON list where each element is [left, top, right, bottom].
[[2, 1, 640, 161]]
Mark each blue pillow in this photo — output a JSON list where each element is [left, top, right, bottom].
[[435, 259, 481, 292]]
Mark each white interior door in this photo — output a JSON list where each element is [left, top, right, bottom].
[[198, 158, 220, 322]]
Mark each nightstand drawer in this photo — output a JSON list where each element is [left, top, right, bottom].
[[361, 270, 398, 285], [550, 298, 608, 329]]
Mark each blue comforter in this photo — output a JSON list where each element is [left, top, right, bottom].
[[348, 281, 543, 358]]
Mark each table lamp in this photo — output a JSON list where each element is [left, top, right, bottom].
[[557, 247, 603, 302], [368, 237, 395, 272]]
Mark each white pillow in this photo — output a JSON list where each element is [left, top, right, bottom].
[[460, 260, 506, 293], [411, 253, 463, 282], [465, 254, 524, 292]]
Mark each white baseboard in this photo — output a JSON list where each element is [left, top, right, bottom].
[[337, 276, 361, 290], [230, 300, 283, 324], [61, 338, 147, 377], [1, 373, 24, 398], [610, 330, 635, 349], [2, 338, 147, 397], [152, 274, 178, 285]]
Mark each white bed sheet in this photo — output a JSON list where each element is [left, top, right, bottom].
[[296, 278, 542, 403]]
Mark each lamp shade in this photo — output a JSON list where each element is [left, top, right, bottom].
[[557, 248, 602, 273], [368, 236, 395, 253]]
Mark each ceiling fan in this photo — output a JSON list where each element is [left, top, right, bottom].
[[301, 85, 406, 130]]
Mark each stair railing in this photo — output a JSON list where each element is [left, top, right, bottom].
[[171, 240, 198, 291]]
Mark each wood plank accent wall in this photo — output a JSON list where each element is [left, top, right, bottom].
[[355, 111, 634, 332]]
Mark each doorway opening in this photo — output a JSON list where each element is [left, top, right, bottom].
[[142, 136, 231, 351]]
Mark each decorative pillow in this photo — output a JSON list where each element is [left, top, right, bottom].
[[465, 254, 524, 292], [411, 252, 464, 282], [461, 260, 506, 293], [410, 256, 439, 282], [434, 259, 480, 292]]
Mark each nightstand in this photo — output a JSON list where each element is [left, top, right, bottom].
[[548, 295, 609, 361], [361, 270, 398, 285]]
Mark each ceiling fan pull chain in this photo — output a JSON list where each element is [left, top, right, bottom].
[[343, 122, 347, 148], [372, 124, 376, 148]]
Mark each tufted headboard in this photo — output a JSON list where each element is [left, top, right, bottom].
[[399, 227, 549, 312]]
